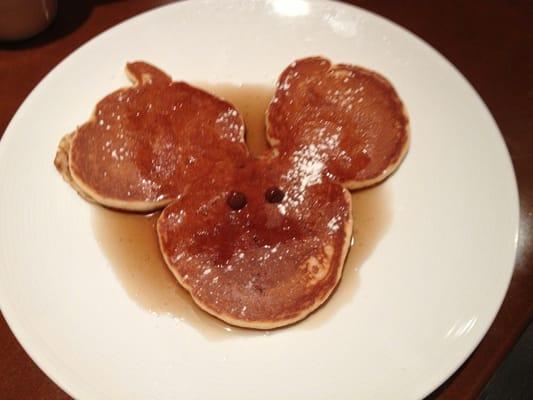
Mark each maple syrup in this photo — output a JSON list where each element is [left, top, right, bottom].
[[198, 83, 274, 156], [92, 84, 391, 335]]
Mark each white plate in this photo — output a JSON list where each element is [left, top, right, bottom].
[[0, 1, 519, 399]]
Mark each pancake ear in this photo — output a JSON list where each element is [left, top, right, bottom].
[[62, 61, 248, 212], [125, 61, 172, 86], [266, 56, 409, 190]]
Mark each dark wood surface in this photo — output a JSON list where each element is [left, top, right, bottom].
[[1, 1, 531, 399]]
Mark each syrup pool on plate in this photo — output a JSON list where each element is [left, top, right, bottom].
[[92, 84, 392, 335]]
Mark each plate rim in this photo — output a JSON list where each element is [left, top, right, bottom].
[[0, 0, 520, 399]]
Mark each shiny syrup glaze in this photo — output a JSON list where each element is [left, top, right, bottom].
[[197, 83, 274, 157], [92, 183, 390, 336], [157, 158, 351, 326], [267, 57, 409, 185], [69, 62, 248, 207], [92, 84, 391, 334], [155, 76, 356, 326], [92, 208, 246, 339]]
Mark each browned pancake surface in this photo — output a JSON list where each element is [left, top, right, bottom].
[[157, 157, 352, 328], [68, 62, 248, 211], [58, 58, 409, 329], [267, 57, 409, 188]]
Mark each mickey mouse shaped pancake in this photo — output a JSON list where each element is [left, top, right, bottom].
[[55, 57, 409, 329]]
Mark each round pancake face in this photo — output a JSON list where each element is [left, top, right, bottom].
[[68, 62, 248, 211], [157, 158, 352, 329], [267, 57, 409, 188]]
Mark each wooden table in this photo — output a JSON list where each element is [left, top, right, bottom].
[[1, 1, 531, 398]]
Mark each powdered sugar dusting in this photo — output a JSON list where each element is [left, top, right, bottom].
[[327, 215, 341, 233], [138, 176, 162, 198], [282, 143, 325, 207], [277, 122, 351, 211], [215, 107, 244, 142]]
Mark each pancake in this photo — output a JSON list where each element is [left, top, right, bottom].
[[56, 58, 409, 329], [157, 156, 352, 329], [266, 56, 409, 189], [57, 62, 248, 212]]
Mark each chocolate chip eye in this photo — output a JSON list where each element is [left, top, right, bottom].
[[265, 186, 284, 203], [227, 191, 247, 210]]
